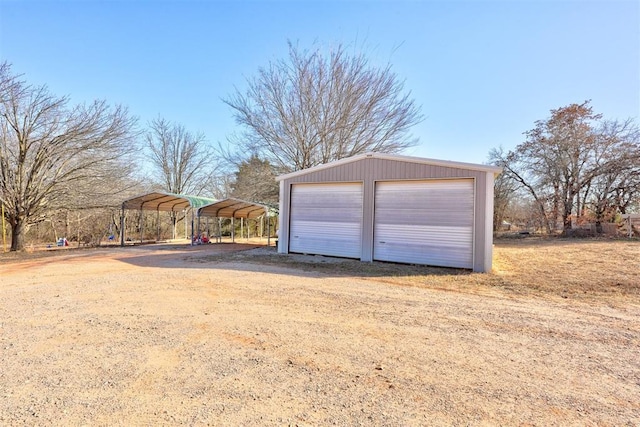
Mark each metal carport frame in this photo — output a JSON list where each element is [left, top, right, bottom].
[[120, 192, 215, 246], [197, 198, 276, 246]]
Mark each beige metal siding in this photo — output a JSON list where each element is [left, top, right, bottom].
[[289, 183, 363, 258], [278, 156, 494, 272]]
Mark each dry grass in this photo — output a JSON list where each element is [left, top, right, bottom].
[[492, 237, 639, 301], [200, 237, 640, 304]]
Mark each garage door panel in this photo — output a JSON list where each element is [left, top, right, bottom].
[[375, 225, 473, 246], [290, 221, 362, 239], [290, 221, 361, 257], [375, 208, 473, 227], [292, 208, 362, 222], [375, 225, 473, 267], [376, 189, 472, 208], [289, 183, 363, 258], [375, 242, 469, 268], [374, 180, 474, 269], [292, 196, 361, 209]]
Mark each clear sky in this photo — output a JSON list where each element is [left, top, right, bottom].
[[0, 0, 638, 165]]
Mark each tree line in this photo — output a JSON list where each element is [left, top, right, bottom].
[[491, 101, 640, 235], [1, 41, 421, 251]]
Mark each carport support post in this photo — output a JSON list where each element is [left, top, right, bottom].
[[156, 209, 160, 242], [196, 213, 201, 243], [139, 208, 143, 244], [172, 213, 176, 240], [231, 217, 235, 243], [190, 208, 195, 246], [120, 203, 125, 247], [266, 208, 271, 247]]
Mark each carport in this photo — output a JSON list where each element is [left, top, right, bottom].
[[120, 192, 215, 246], [197, 198, 276, 246]]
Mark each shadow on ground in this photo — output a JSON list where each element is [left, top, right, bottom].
[[114, 242, 472, 279]]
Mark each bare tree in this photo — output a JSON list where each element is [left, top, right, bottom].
[[490, 101, 640, 235], [203, 173, 235, 200], [587, 119, 640, 229], [145, 117, 216, 237], [224, 41, 423, 172], [146, 117, 214, 195], [488, 147, 519, 232], [0, 62, 16, 102], [491, 147, 557, 234], [525, 102, 602, 232], [230, 154, 279, 204], [0, 62, 139, 251]]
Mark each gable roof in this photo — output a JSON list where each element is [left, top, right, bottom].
[[276, 152, 503, 181]]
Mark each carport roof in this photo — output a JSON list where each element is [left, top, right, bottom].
[[122, 192, 216, 212], [198, 198, 275, 219]]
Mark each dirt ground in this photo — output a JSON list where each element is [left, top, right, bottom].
[[1, 239, 639, 426]]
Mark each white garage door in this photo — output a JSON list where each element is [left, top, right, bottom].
[[374, 179, 474, 268], [289, 183, 363, 258]]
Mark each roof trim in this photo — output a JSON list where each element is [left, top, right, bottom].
[[276, 152, 503, 181], [122, 191, 216, 211], [198, 198, 277, 219]]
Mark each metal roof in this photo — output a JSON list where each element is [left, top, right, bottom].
[[122, 192, 216, 212], [198, 198, 275, 219], [276, 152, 503, 181]]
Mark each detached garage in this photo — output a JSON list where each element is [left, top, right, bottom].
[[277, 153, 502, 272]]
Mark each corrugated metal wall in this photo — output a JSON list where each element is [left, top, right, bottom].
[[278, 156, 494, 272]]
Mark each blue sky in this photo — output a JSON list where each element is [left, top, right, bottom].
[[0, 0, 638, 165]]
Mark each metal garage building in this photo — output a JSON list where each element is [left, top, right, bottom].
[[276, 153, 502, 272]]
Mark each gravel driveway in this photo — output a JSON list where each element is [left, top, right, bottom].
[[1, 243, 638, 426]]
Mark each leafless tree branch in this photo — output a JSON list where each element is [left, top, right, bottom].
[[223, 41, 423, 172], [0, 62, 140, 250]]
